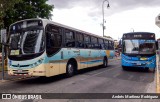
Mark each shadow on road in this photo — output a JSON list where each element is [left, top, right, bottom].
[[122, 67, 155, 73], [15, 65, 112, 85], [15, 74, 67, 84], [78, 65, 110, 74]]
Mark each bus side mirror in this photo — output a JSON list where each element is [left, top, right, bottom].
[[156, 41, 158, 50], [118, 39, 122, 47]]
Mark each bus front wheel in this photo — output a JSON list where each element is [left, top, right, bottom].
[[66, 62, 75, 77], [122, 66, 127, 70], [149, 68, 155, 73]]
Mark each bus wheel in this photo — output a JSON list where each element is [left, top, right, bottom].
[[66, 62, 75, 77], [149, 68, 155, 73], [103, 57, 108, 67], [122, 66, 126, 70]]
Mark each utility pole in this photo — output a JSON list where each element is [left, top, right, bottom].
[[102, 0, 110, 37], [1, 29, 6, 81]]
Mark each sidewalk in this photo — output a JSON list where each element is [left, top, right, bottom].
[[0, 56, 159, 93], [157, 55, 160, 93], [0, 71, 31, 83]]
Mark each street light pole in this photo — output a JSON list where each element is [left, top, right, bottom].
[[102, 0, 110, 37]]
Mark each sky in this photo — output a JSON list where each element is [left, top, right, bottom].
[[48, 0, 160, 40]]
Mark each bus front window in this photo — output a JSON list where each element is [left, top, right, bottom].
[[123, 40, 139, 54], [123, 40, 155, 54], [139, 43, 155, 54], [22, 30, 44, 54], [9, 29, 44, 56]]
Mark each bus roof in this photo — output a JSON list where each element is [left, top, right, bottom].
[[9, 18, 114, 41], [123, 32, 155, 35], [122, 32, 155, 40]]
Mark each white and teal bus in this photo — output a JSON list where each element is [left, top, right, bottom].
[[7, 18, 115, 77]]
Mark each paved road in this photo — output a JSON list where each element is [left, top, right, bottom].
[[0, 59, 158, 102]]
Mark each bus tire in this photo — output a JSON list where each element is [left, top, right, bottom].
[[145, 68, 149, 71], [149, 68, 155, 73], [66, 62, 75, 77], [122, 66, 126, 70], [103, 57, 108, 68]]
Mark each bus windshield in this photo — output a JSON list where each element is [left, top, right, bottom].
[[8, 20, 45, 57], [123, 39, 156, 54]]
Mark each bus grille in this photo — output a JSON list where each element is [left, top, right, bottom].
[[13, 70, 29, 74], [12, 65, 30, 67]]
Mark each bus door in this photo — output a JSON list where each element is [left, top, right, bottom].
[[84, 35, 92, 68], [45, 24, 62, 76], [90, 45, 102, 67], [98, 39, 105, 65], [89, 37, 101, 67], [78, 47, 88, 69]]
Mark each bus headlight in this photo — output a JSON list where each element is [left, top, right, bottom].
[[140, 57, 147, 60], [30, 64, 34, 68], [147, 59, 154, 65], [34, 62, 38, 66], [30, 58, 44, 68], [38, 58, 44, 63]]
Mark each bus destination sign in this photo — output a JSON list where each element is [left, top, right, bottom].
[[10, 20, 43, 31], [123, 33, 155, 40]]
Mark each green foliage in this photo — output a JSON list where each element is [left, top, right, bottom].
[[0, 0, 53, 52], [0, 35, 1, 52], [0, 0, 21, 28], [3, 0, 54, 29]]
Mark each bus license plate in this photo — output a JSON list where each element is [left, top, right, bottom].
[[136, 63, 141, 65], [17, 70, 22, 73]]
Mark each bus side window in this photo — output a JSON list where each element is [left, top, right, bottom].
[[94, 37, 99, 49], [93, 37, 99, 49], [98, 38, 105, 49], [46, 24, 62, 56], [91, 36, 95, 48], [105, 40, 108, 50], [76, 33, 84, 48], [65, 30, 75, 47], [84, 35, 91, 48], [108, 41, 112, 50], [111, 42, 114, 50], [46, 32, 54, 48]]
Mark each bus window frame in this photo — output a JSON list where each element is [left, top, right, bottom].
[[45, 24, 62, 57], [84, 34, 92, 48], [98, 38, 105, 49], [75, 32, 84, 48], [105, 40, 109, 50], [64, 29, 76, 48]]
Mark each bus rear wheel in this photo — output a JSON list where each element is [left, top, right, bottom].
[[66, 62, 75, 77]]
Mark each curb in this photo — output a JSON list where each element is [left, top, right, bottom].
[[0, 71, 33, 83], [156, 55, 160, 93], [0, 76, 34, 83]]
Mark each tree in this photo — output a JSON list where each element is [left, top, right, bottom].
[[3, 0, 54, 29], [0, 0, 53, 52], [0, 0, 21, 28]]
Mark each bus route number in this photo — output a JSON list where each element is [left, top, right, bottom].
[[134, 35, 142, 38]]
